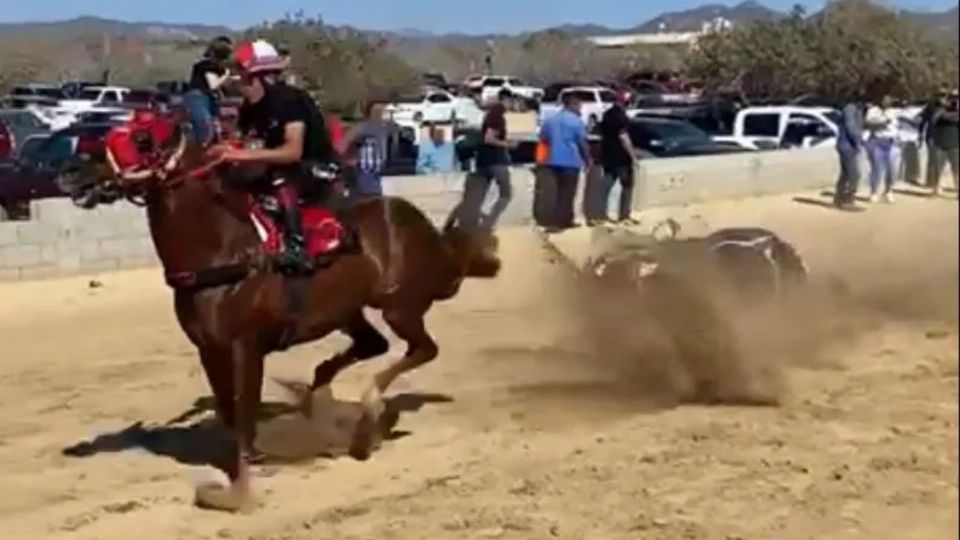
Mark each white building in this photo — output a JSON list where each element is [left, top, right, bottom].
[[587, 16, 734, 49]]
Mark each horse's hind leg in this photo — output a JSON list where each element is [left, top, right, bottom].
[[311, 311, 390, 389], [351, 307, 438, 460]]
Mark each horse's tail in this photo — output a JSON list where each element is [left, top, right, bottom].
[[442, 227, 502, 279]]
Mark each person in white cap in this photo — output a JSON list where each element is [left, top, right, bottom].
[[212, 39, 336, 274]]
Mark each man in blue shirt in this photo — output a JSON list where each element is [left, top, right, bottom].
[[416, 123, 456, 174], [539, 92, 592, 230]]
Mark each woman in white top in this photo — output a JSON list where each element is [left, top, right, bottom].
[[864, 94, 901, 203]]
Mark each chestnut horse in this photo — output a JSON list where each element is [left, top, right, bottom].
[[58, 133, 501, 512]]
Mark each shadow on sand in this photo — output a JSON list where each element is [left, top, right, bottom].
[[61, 390, 453, 466]]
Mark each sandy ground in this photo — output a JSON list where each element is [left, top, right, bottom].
[[0, 187, 957, 540]]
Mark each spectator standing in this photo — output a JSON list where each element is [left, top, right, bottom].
[[594, 95, 638, 225], [539, 92, 591, 230], [184, 36, 234, 144], [337, 101, 390, 197], [469, 103, 516, 229], [416, 123, 456, 175], [833, 96, 865, 209], [897, 102, 922, 185], [927, 88, 959, 197], [864, 95, 900, 203], [917, 89, 944, 187]]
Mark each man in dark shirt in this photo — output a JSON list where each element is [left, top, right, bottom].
[[215, 40, 335, 273], [927, 88, 959, 196], [595, 97, 637, 224]]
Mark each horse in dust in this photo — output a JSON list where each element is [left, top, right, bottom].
[[543, 223, 809, 405], [57, 127, 501, 512], [586, 225, 808, 301]]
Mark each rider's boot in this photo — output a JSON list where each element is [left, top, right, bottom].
[[274, 183, 312, 275]]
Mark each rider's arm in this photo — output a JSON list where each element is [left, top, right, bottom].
[[204, 70, 231, 91], [227, 122, 305, 164]]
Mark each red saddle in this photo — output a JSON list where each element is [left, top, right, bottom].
[[249, 198, 345, 258]]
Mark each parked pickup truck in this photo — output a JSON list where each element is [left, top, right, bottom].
[[384, 88, 484, 128], [538, 86, 618, 132], [710, 106, 842, 150], [464, 75, 544, 107]]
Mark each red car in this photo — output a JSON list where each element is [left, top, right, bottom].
[[0, 119, 12, 159]]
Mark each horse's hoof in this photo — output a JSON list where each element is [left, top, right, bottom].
[[194, 482, 256, 513], [349, 386, 385, 460], [348, 411, 381, 461]]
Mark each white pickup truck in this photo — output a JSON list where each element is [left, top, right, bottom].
[[538, 86, 618, 132], [711, 106, 842, 150], [384, 88, 484, 128], [56, 86, 133, 115], [465, 75, 544, 107]]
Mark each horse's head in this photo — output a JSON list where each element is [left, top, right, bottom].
[[57, 111, 194, 209]]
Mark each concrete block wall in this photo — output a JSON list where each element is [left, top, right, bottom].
[[0, 147, 838, 282], [0, 199, 158, 281]]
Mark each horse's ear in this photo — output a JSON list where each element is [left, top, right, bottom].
[[162, 133, 188, 173]]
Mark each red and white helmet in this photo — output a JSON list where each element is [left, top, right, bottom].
[[232, 40, 287, 75]]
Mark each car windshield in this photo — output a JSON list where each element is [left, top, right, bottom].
[[397, 93, 426, 103], [565, 90, 597, 103], [639, 119, 711, 144], [125, 91, 154, 103], [12, 87, 62, 99], [37, 88, 65, 99], [484, 78, 504, 87], [507, 78, 524, 86], [78, 89, 102, 100]]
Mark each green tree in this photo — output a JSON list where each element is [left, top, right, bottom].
[[686, 0, 958, 104], [247, 14, 418, 113]]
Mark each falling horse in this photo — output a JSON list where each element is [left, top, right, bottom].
[[58, 126, 501, 512]]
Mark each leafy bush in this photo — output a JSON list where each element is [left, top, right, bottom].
[[685, 0, 959, 105]]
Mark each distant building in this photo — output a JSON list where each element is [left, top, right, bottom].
[[587, 16, 734, 49]]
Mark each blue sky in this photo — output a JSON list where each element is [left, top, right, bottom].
[[0, 0, 955, 34]]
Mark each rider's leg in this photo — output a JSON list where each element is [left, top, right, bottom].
[[274, 179, 311, 272]]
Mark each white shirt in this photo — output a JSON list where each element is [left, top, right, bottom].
[[864, 106, 900, 141]]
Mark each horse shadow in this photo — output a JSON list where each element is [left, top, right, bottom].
[[61, 391, 453, 466]]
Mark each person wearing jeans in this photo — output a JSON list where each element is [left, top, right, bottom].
[[864, 95, 900, 203], [473, 103, 516, 230], [185, 36, 233, 144], [834, 98, 864, 209], [539, 92, 591, 231]]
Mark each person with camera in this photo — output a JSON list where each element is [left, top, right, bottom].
[[185, 36, 234, 145]]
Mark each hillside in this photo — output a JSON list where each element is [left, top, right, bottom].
[[0, 15, 230, 42], [0, 2, 955, 89], [901, 5, 959, 43], [631, 0, 783, 33]]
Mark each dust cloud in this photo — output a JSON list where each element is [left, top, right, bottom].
[[518, 228, 958, 411]]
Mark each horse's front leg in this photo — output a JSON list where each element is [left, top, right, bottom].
[[195, 340, 265, 513]]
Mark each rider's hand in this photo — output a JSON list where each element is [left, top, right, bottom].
[[219, 145, 248, 162], [206, 143, 229, 160]]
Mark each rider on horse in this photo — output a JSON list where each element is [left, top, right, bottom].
[[212, 39, 337, 274]]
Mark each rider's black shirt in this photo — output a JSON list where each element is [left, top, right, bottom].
[[238, 82, 334, 164]]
